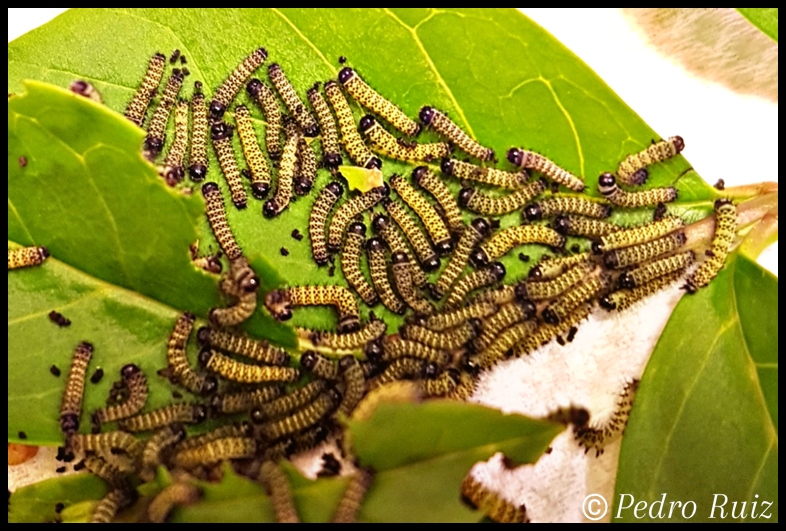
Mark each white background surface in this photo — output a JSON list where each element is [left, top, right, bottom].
[[8, 8, 777, 276]]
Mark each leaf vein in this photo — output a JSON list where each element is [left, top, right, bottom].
[[270, 9, 337, 75]]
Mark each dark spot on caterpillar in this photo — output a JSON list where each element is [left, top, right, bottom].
[[90, 368, 104, 384], [55, 467, 66, 474], [518, 253, 530, 262], [571, 244, 580, 253], [18, 431, 27, 440], [714, 179, 725, 190], [18, 156, 27, 167], [172, 390, 182, 399], [291, 229, 303, 241], [50, 365, 61, 377], [170, 49, 180, 63], [705, 249, 716, 258], [48, 311, 71, 327], [338, 56, 347, 64], [280, 247, 289, 256], [328, 266, 335, 277]]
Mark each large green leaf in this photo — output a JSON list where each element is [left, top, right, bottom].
[[737, 8, 778, 42], [614, 252, 778, 522]]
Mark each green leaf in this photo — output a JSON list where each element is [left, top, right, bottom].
[[8, 474, 107, 523], [614, 252, 778, 522], [737, 8, 778, 42], [348, 400, 562, 522]]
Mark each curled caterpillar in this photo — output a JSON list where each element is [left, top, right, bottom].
[[300, 351, 340, 380], [541, 275, 608, 325], [258, 460, 300, 523], [446, 262, 506, 307], [470, 300, 536, 353], [601, 270, 684, 312], [391, 251, 433, 314], [147, 482, 201, 523], [268, 63, 319, 137], [251, 380, 329, 421], [92, 364, 148, 426], [400, 319, 481, 351], [338, 67, 420, 136], [265, 285, 361, 333], [359, 115, 449, 163], [263, 118, 300, 218], [307, 83, 342, 168], [371, 213, 428, 287], [202, 182, 242, 261], [331, 467, 374, 523], [574, 380, 639, 456], [188, 82, 209, 181], [433, 218, 492, 297], [523, 196, 611, 221], [309, 181, 344, 266], [412, 166, 464, 234], [471, 225, 565, 268], [592, 216, 685, 254], [161, 99, 189, 185], [327, 185, 388, 253], [460, 474, 530, 523], [515, 261, 594, 301], [458, 180, 547, 216], [209, 258, 259, 327], [211, 121, 247, 209], [210, 47, 267, 119], [255, 389, 341, 441], [367, 237, 406, 315], [528, 251, 592, 280], [124, 53, 166, 127], [90, 488, 135, 524], [234, 104, 271, 199], [80, 454, 126, 487], [324, 80, 380, 169], [506, 148, 585, 192], [419, 106, 494, 161], [441, 158, 528, 190], [60, 341, 93, 437], [247, 78, 283, 160], [341, 222, 379, 306], [617, 136, 684, 185], [598, 172, 677, 207], [603, 231, 687, 269], [383, 198, 439, 272], [553, 215, 622, 237], [391, 174, 453, 255], [165, 312, 217, 396], [338, 355, 366, 416], [144, 68, 185, 158], [684, 199, 736, 293], [197, 326, 289, 366], [118, 403, 207, 433], [139, 424, 186, 482], [421, 368, 462, 397], [200, 349, 300, 384], [8, 246, 49, 270], [372, 357, 429, 387]]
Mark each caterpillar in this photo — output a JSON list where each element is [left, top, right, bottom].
[[515, 262, 594, 301], [268, 63, 319, 137], [48, 310, 71, 327], [258, 460, 300, 523], [422, 368, 462, 397], [173, 436, 257, 469], [541, 275, 608, 325], [166, 312, 217, 396], [391, 251, 433, 314], [460, 474, 529, 523], [247, 78, 283, 160], [144, 68, 186, 158], [294, 134, 318, 196], [513, 303, 592, 358], [196, 327, 289, 366], [201, 182, 243, 261], [391, 174, 453, 255], [300, 351, 340, 380], [251, 380, 329, 421], [139, 424, 186, 482], [523, 196, 611, 221], [219, 254, 260, 296], [255, 389, 341, 441], [69, 80, 102, 103], [684, 199, 736, 293], [199, 349, 300, 384], [159, 98, 189, 185], [617, 136, 684, 186], [309, 181, 344, 266], [7, 246, 49, 270], [124, 52, 166, 127], [413, 299, 495, 332], [147, 482, 201, 523], [470, 300, 535, 353], [432, 218, 492, 297], [341, 222, 379, 305], [528, 251, 592, 280], [187, 82, 209, 181], [331, 467, 374, 523], [209, 47, 268, 119], [209, 280, 258, 327], [90, 488, 134, 524], [603, 231, 687, 269], [618, 251, 695, 290], [553, 215, 622, 238], [472, 284, 516, 306], [471, 320, 538, 369], [307, 83, 342, 168], [326, 185, 388, 252], [371, 213, 428, 287], [81, 454, 126, 487], [210, 387, 283, 415], [383, 198, 439, 272], [367, 237, 406, 315], [376, 338, 450, 366], [446, 262, 506, 307], [338, 355, 366, 416], [471, 225, 565, 268], [597, 172, 677, 207], [400, 319, 480, 351], [70, 431, 143, 459], [323, 80, 380, 169], [458, 180, 547, 216], [117, 403, 207, 433], [412, 166, 464, 233], [92, 364, 149, 426], [60, 341, 93, 437], [593, 216, 685, 254], [209, 122, 249, 210], [506, 148, 585, 192], [574, 379, 639, 456], [447, 370, 478, 401], [338, 67, 420, 136], [234, 104, 271, 199], [359, 115, 450, 163], [372, 358, 428, 387], [601, 270, 685, 312], [265, 285, 361, 332], [263, 118, 300, 218], [419, 106, 494, 161], [440, 158, 528, 190], [308, 314, 388, 351]]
